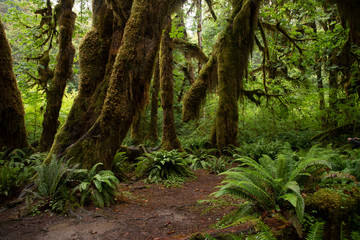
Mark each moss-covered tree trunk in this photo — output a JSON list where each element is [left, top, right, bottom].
[[53, 0, 183, 168], [327, 52, 339, 128], [146, 55, 160, 143], [130, 111, 144, 144], [48, 0, 130, 158], [160, 18, 182, 151], [214, 0, 260, 151], [39, 0, 76, 152], [0, 19, 29, 150], [331, 0, 360, 45], [183, 0, 260, 151]]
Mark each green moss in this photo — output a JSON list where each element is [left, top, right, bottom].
[[182, 55, 217, 122], [0, 19, 29, 149], [306, 188, 360, 219]]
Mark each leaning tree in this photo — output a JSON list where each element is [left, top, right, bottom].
[[48, 0, 185, 168], [0, 19, 29, 151]]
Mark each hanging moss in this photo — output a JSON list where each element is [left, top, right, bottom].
[[0, 20, 29, 150], [211, 0, 260, 151]]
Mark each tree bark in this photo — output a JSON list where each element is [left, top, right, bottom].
[[331, 0, 360, 45], [55, 0, 184, 168], [160, 18, 182, 151], [146, 55, 160, 143], [47, 0, 129, 159], [0, 19, 29, 150], [130, 110, 144, 144], [183, 0, 260, 151], [39, 0, 76, 152]]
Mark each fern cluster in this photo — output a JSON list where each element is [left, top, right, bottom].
[[233, 139, 286, 161], [0, 150, 44, 198], [214, 145, 332, 231], [30, 156, 120, 212], [135, 150, 193, 184], [72, 163, 120, 208]]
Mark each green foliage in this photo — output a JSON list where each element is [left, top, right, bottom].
[[135, 150, 193, 184], [112, 151, 130, 181], [35, 156, 75, 199], [73, 163, 120, 208], [305, 221, 325, 240], [33, 155, 77, 212], [214, 145, 332, 229], [234, 139, 287, 161], [0, 150, 44, 197]]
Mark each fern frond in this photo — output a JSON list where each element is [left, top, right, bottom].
[[306, 221, 325, 240]]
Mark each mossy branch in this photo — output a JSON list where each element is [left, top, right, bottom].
[[182, 55, 217, 122], [173, 38, 208, 64], [311, 121, 359, 141], [204, 0, 217, 20], [244, 89, 283, 106], [261, 21, 304, 54]]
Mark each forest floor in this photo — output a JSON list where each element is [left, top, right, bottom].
[[0, 170, 252, 240]]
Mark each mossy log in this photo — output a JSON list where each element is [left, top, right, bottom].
[[0, 19, 29, 150]]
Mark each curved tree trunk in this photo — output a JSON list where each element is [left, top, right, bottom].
[[52, 0, 183, 168], [0, 19, 29, 150], [39, 0, 76, 152], [48, 0, 130, 159], [160, 18, 182, 151]]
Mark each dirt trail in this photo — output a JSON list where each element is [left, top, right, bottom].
[[0, 170, 248, 240]]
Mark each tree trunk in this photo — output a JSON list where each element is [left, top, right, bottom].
[[211, 0, 260, 151], [39, 0, 76, 152], [327, 52, 339, 128], [331, 0, 360, 45], [183, 0, 260, 152], [47, 0, 129, 159], [0, 19, 29, 150], [55, 0, 183, 168], [146, 55, 160, 143], [130, 110, 144, 144], [196, 0, 203, 72], [160, 18, 182, 151]]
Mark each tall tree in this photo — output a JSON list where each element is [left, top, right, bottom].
[[49, 0, 184, 168], [48, 0, 124, 163], [183, 0, 261, 151], [160, 17, 182, 150], [0, 19, 29, 150], [146, 54, 160, 143], [39, 0, 76, 151]]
